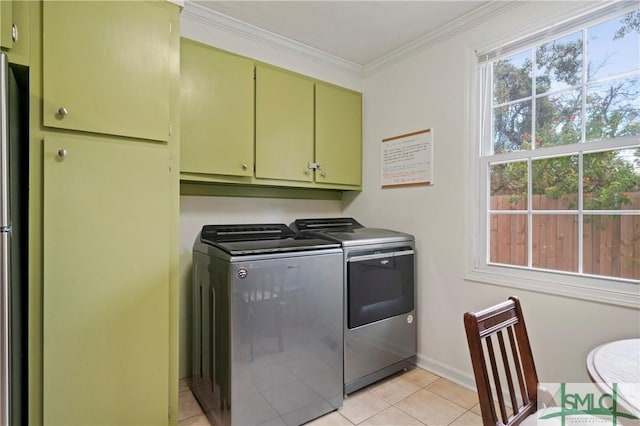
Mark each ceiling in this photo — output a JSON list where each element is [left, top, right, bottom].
[[193, 1, 488, 67]]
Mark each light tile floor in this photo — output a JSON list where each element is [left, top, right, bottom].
[[179, 367, 483, 426]]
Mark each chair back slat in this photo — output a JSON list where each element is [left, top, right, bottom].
[[486, 336, 509, 423], [464, 297, 539, 426], [507, 326, 529, 406], [512, 300, 539, 402], [497, 330, 519, 414]]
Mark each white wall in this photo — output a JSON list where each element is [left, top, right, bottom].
[[344, 1, 640, 387]]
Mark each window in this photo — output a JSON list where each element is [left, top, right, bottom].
[[472, 6, 639, 298]]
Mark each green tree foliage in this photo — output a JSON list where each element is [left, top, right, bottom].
[[490, 11, 640, 211], [614, 10, 640, 39], [583, 150, 640, 210], [586, 81, 640, 140], [536, 37, 582, 89]]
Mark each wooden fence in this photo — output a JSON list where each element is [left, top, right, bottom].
[[490, 192, 640, 280]]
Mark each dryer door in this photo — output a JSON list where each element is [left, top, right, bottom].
[[347, 249, 415, 329]]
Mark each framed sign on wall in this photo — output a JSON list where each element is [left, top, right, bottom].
[[381, 128, 434, 188]]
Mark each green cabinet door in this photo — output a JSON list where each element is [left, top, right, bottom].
[[4, 0, 29, 66], [181, 39, 254, 177], [256, 65, 314, 182], [43, 135, 170, 425], [0, 0, 13, 50], [315, 83, 362, 186], [43, 1, 171, 141]]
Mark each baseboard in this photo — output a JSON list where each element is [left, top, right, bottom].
[[416, 353, 478, 393], [418, 353, 523, 411]]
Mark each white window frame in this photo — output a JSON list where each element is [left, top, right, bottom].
[[463, 2, 640, 308]]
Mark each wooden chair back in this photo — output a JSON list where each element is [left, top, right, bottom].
[[464, 297, 539, 426]]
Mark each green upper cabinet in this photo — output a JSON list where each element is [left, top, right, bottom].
[[255, 64, 314, 183], [315, 83, 362, 187], [0, 0, 13, 50], [42, 1, 172, 142], [181, 39, 254, 177], [1, 0, 30, 66], [179, 49, 362, 193]]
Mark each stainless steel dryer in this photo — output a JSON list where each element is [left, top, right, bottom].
[[191, 224, 344, 426], [292, 218, 416, 394]]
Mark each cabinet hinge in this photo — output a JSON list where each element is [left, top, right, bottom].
[[169, 123, 173, 136], [169, 157, 173, 172], [169, 21, 172, 33], [168, 405, 172, 420], [253, 68, 256, 80]]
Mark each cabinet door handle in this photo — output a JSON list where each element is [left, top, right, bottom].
[[320, 171, 326, 178], [304, 170, 310, 175], [58, 107, 69, 117], [11, 25, 17, 43], [57, 149, 68, 158], [242, 163, 248, 171]]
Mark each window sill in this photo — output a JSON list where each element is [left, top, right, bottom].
[[464, 266, 640, 308]]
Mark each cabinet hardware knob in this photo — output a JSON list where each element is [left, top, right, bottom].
[[321, 171, 326, 178], [58, 107, 69, 117], [57, 149, 68, 158], [242, 163, 248, 171], [11, 25, 17, 43], [304, 170, 310, 175]]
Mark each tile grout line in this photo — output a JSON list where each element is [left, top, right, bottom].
[[379, 373, 479, 426], [446, 408, 474, 426], [179, 368, 479, 426], [423, 378, 480, 415], [360, 371, 435, 426], [393, 371, 438, 426], [388, 377, 430, 426], [178, 389, 208, 426], [388, 403, 428, 426], [426, 392, 476, 412]]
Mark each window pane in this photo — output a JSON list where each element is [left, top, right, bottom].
[[482, 10, 640, 283], [532, 214, 578, 272], [583, 149, 640, 210], [494, 100, 532, 153], [586, 76, 640, 140], [532, 155, 579, 210], [490, 214, 528, 266], [490, 161, 528, 210], [536, 32, 583, 94], [493, 51, 532, 105], [583, 214, 640, 280], [588, 11, 640, 82], [535, 90, 582, 147]]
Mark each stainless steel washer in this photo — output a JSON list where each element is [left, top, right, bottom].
[[292, 218, 417, 394], [191, 224, 344, 426]]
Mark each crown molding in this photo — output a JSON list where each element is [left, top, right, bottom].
[[181, 1, 531, 80], [167, 0, 185, 8], [363, 1, 522, 76], [181, 1, 364, 77]]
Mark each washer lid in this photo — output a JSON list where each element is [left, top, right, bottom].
[[293, 218, 413, 246], [319, 227, 414, 246], [199, 223, 340, 255], [292, 217, 363, 233]]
